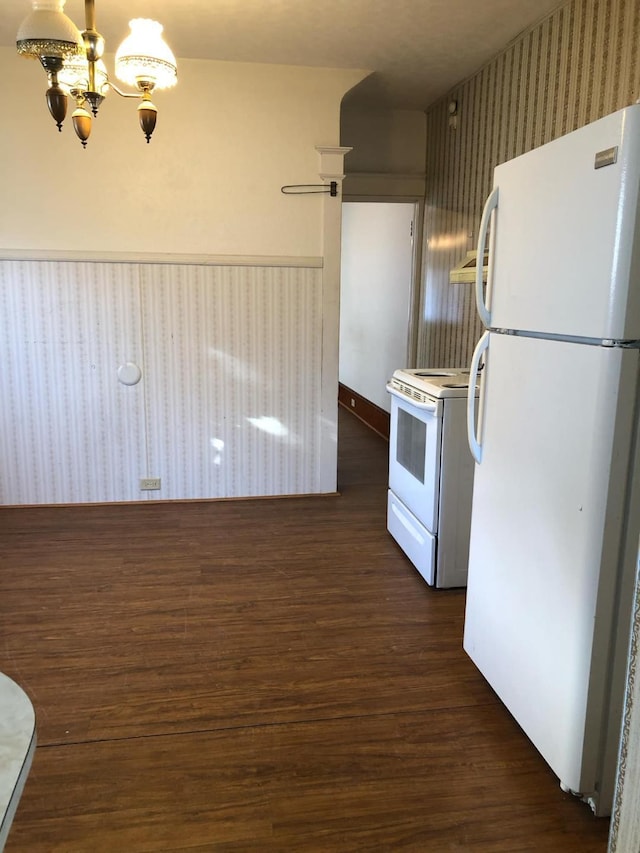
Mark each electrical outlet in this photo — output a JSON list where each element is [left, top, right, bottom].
[[140, 478, 161, 490]]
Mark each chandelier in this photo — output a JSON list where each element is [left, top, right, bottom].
[[16, 0, 178, 147]]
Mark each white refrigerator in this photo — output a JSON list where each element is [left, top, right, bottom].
[[464, 104, 640, 817]]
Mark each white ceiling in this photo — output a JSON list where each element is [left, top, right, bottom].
[[5, 0, 563, 110]]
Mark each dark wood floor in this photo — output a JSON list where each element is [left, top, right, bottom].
[[1, 409, 610, 851]]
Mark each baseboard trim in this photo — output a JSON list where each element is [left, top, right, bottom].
[[0, 492, 340, 509], [338, 384, 390, 440]]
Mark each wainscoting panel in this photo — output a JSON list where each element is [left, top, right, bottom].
[[0, 260, 323, 505], [0, 260, 146, 504], [140, 264, 323, 499]]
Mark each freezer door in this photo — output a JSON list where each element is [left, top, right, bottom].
[[464, 333, 639, 803], [484, 104, 640, 340]]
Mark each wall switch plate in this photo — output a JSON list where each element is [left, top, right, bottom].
[[140, 478, 161, 490]]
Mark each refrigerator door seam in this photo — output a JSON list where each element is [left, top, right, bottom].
[[488, 328, 640, 348]]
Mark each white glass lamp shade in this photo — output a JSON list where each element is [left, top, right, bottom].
[[16, 0, 83, 60], [115, 19, 177, 90], [58, 57, 109, 95]]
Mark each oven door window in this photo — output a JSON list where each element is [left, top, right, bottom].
[[397, 408, 426, 483], [388, 396, 442, 533]]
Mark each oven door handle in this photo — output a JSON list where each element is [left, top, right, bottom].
[[386, 383, 439, 414]]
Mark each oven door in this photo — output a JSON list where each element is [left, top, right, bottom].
[[387, 388, 443, 532]]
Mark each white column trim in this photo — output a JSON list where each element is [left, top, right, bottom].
[[315, 145, 353, 181], [315, 145, 352, 493]]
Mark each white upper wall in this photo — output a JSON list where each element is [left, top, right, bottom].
[[0, 48, 366, 257]]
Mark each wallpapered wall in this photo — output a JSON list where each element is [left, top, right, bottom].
[[416, 0, 640, 847], [419, 0, 640, 368], [0, 261, 323, 504]]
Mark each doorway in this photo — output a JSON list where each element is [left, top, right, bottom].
[[339, 201, 419, 419]]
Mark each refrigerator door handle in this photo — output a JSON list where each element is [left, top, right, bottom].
[[467, 331, 490, 463], [476, 187, 499, 328]]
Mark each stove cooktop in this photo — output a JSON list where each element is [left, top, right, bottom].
[[390, 367, 479, 399]]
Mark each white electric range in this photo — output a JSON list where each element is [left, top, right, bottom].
[[386, 368, 479, 588]]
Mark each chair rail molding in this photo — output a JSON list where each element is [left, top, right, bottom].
[[0, 250, 323, 268]]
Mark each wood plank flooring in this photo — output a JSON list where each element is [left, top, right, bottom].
[[1, 409, 611, 851]]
